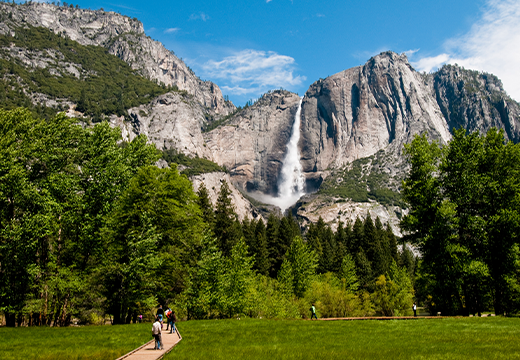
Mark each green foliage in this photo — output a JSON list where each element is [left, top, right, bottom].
[[214, 180, 242, 256], [337, 254, 359, 293], [185, 236, 253, 319], [100, 165, 204, 323], [162, 148, 227, 176], [402, 128, 520, 315], [371, 262, 414, 316], [0, 26, 170, 120], [303, 273, 371, 318], [202, 107, 243, 133], [280, 236, 318, 298], [318, 156, 404, 207], [0, 108, 158, 326]]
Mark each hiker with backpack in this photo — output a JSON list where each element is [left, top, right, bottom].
[[165, 307, 172, 331], [167, 310, 177, 334]]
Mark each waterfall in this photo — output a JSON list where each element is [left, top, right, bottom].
[[247, 97, 306, 212], [276, 97, 306, 210]]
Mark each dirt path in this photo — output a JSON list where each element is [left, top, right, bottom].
[[116, 326, 182, 360], [317, 316, 453, 321]]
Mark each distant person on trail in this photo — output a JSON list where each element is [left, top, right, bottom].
[[156, 305, 164, 328], [152, 316, 162, 350], [165, 308, 172, 331], [413, 302, 417, 317], [168, 310, 177, 334], [138, 314, 142, 323], [310, 304, 318, 320]]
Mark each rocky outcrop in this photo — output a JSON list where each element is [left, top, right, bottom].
[[433, 64, 520, 142], [0, 2, 234, 116], [110, 92, 213, 159], [300, 51, 451, 174], [204, 90, 302, 194], [296, 194, 403, 236], [190, 172, 263, 221]]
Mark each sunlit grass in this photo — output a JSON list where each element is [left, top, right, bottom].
[[169, 317, 520, 360], [0, 323, 151, 360], [1, 317, 519, 360]]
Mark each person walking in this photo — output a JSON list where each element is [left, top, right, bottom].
[[310, 303, 318, 320], [165, 308, 172, 331], [413, 302, 417, 317], [156, 305, 164, 329], [168, 310, 177, 334], [152, 316, 162, 350]]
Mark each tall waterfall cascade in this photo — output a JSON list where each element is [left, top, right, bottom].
[[253, 98, 306, 212], [276, 97, 306, 210]]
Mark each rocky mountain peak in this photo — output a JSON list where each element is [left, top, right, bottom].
[[432, 64, 520, 142], [0, 2, 234, 116]]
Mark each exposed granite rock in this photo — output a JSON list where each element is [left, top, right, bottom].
[[111, 92, 213, 159], [203, 90, 301, 194], [300, 51, 451, 175], [190, 172, 264, 221], [0, 2, 234, 116], [296, 194, 404, 236], [433, 64, 520, 142]]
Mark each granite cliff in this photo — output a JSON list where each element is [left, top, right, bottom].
[[204, 90, 302, 195], [0, 1, 234, 116], [1, 2, 520, 231]]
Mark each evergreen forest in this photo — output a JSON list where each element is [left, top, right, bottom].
[[0, 109, 417, 326]]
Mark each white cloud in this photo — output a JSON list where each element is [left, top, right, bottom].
[[403, 48, 420, 57], [189, 12, 209, 21], [164, 28, 180, 34], [412, 0, 520, 100], [201, 49, 306, 95]]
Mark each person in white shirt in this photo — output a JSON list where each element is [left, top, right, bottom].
[[152, 317, 162, 350]]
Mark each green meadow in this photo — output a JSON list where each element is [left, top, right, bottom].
[[2, 317, 520, 360], [0, 323, 150, 360]]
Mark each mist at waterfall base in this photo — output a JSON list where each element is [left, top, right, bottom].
[[250, 98, 306, 213]]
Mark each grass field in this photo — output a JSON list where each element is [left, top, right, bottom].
[[0, 323, 151, 360], [168, 318, 520, 360], [1, 318, 520, 360]]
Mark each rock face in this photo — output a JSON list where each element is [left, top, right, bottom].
[[190, 172, 263, 221], [300, 52, 451, 175], [296, 194, 404, 236], [432, 64, 520, 142], [204, 90, 302, 194], [110, 92, 213, 159], [0, 2, 234, 116]]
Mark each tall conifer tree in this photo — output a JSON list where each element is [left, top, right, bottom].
[[214, 180, 241, 256]]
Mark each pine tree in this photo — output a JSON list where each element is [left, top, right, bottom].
[[338, 254, 359, 292], [355, 249, 372, 289], [266, 213, 281, 277], [241, 217, 255, 257], [385, 223, 398, 264], [214, 180, 241, 256], [350, 217, 364, 255], [363, 213, 385, 279], [375, 216, 391, 276], [254, 219, 270, 276], [321, 225, 337, 273], [306, 217, 327, 273], [196, 182, 214, 228]]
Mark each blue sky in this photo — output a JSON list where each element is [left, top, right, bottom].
[[38, 0, 520, 105]]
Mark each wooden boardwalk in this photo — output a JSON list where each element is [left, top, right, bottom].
[[116, 327, 182, 360]]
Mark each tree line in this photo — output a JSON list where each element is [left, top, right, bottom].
[[0, 109, 416, 326], [402, 128, 520, 316]]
